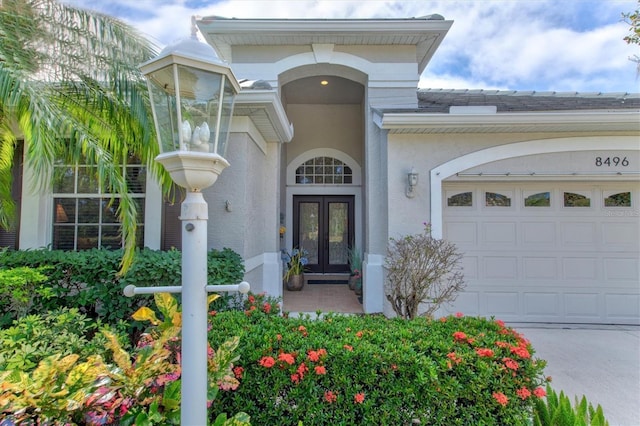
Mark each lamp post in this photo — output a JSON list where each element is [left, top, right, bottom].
[[138, 21, 243, 425]]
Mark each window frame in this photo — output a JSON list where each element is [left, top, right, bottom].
[[51, 161, 146, 251]]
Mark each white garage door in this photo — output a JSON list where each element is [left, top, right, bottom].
[[443, 182, 640, 324]]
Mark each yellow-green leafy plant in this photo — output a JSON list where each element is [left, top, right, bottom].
[[0, 353, 110, 424]]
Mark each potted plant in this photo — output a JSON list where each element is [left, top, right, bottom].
[[283, 248, 308, 291], [347, 246, 362, 293]]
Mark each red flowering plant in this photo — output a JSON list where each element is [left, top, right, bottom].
[[241, 291, 281, 317], [435, 314, 549, 424], [206, 311, 549, 425]]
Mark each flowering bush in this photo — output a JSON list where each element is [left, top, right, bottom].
[[283, 248, 309, 281], [208, 312, 549, 425], [241, 291, 281, 317], [1, 290, 557, 425]]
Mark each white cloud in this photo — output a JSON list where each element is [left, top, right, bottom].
[[63, 0, 640, 92]]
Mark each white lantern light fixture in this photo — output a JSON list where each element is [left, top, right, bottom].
[[406, 167, 419, 198], [139, 20, 241, 191]]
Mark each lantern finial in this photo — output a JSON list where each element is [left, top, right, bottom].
[[190, 16, 198, 40]]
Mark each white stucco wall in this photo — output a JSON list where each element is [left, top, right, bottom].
[[202, 123, 282, 294], [285, 104, 363, 166]]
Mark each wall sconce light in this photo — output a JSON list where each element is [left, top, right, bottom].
[[406, 168, 419, 198]]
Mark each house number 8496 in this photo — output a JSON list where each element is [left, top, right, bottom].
[[595, 156, 629, 167]]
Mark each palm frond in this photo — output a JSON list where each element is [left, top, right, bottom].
[[0, 0, 173, 273]]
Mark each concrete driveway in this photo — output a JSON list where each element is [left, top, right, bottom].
[[513, 324, 640, 426]]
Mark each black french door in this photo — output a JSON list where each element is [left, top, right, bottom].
[[293, 195, 354, 273]]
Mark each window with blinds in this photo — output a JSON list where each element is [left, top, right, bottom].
[[51, 161, 146, 250]]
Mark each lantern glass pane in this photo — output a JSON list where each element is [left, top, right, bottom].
[[176, 65, 223, 154], [147, 65, 180, 153], [216, 78, 236, 158]]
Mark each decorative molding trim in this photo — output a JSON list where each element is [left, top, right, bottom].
[[430, 136, 640, 238], [312, 43, 334, 63]]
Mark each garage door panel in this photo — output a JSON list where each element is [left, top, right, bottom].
[[524, 292, 560, 316], [604, 258, 639, 281], [445, 221, 477, 245], [451, 291, 480, 316], [602, 222, 639, 245], [561, 222, 597, 246], [460, 255, 479, 279], [483, 256, 518, 279], [522, 222, 556, 245], [564, 293, 600, 318], [523, 257, 558, 279], [605, 294, 640, 319], [485, 292, 519, 315], [482, 222, 517, 244], [562, 257, 598, 280]]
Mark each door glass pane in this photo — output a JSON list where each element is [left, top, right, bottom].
[[328, 202, 348, 265], [564, 192, 590, 207], [448, 192, 473, 207], [604, 192, 631, 207], [485, 192, 511, 207], [524, 192, 550, 207], [299, 203, 319, 264]]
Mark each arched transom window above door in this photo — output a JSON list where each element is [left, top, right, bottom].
[[287, 148, 362, 186], [295, 157, 352, 184]]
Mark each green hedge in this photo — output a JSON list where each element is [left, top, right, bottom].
[[0, 248, 244, 328], [207, 308, 548, 425]]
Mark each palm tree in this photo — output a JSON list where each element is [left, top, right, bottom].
[[0, 0, 171, 272]]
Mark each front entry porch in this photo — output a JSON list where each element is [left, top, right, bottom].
[[282, 273, 363, 314]]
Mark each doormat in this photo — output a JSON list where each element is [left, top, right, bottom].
[[307, 279, 349, 285]]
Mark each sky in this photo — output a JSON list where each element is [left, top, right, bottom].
[[62, 0, 640, 93]]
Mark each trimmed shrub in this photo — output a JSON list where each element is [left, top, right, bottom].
[[207, 311, 548, 425], [0, 247, 244, 330], [0, 266, 50, 322]]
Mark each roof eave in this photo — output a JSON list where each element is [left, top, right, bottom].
[[233, 90, 294, 143], [195, 17, 452, 74], [378, 111, 640, 134]]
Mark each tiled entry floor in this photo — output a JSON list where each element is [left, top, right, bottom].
[[282, 274, 363, 314]]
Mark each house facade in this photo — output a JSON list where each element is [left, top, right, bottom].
[[5, 16, 639, 324]]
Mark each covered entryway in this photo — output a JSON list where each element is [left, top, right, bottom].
[[443, 181, 640, 324], [293, 195, 354, 274]]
